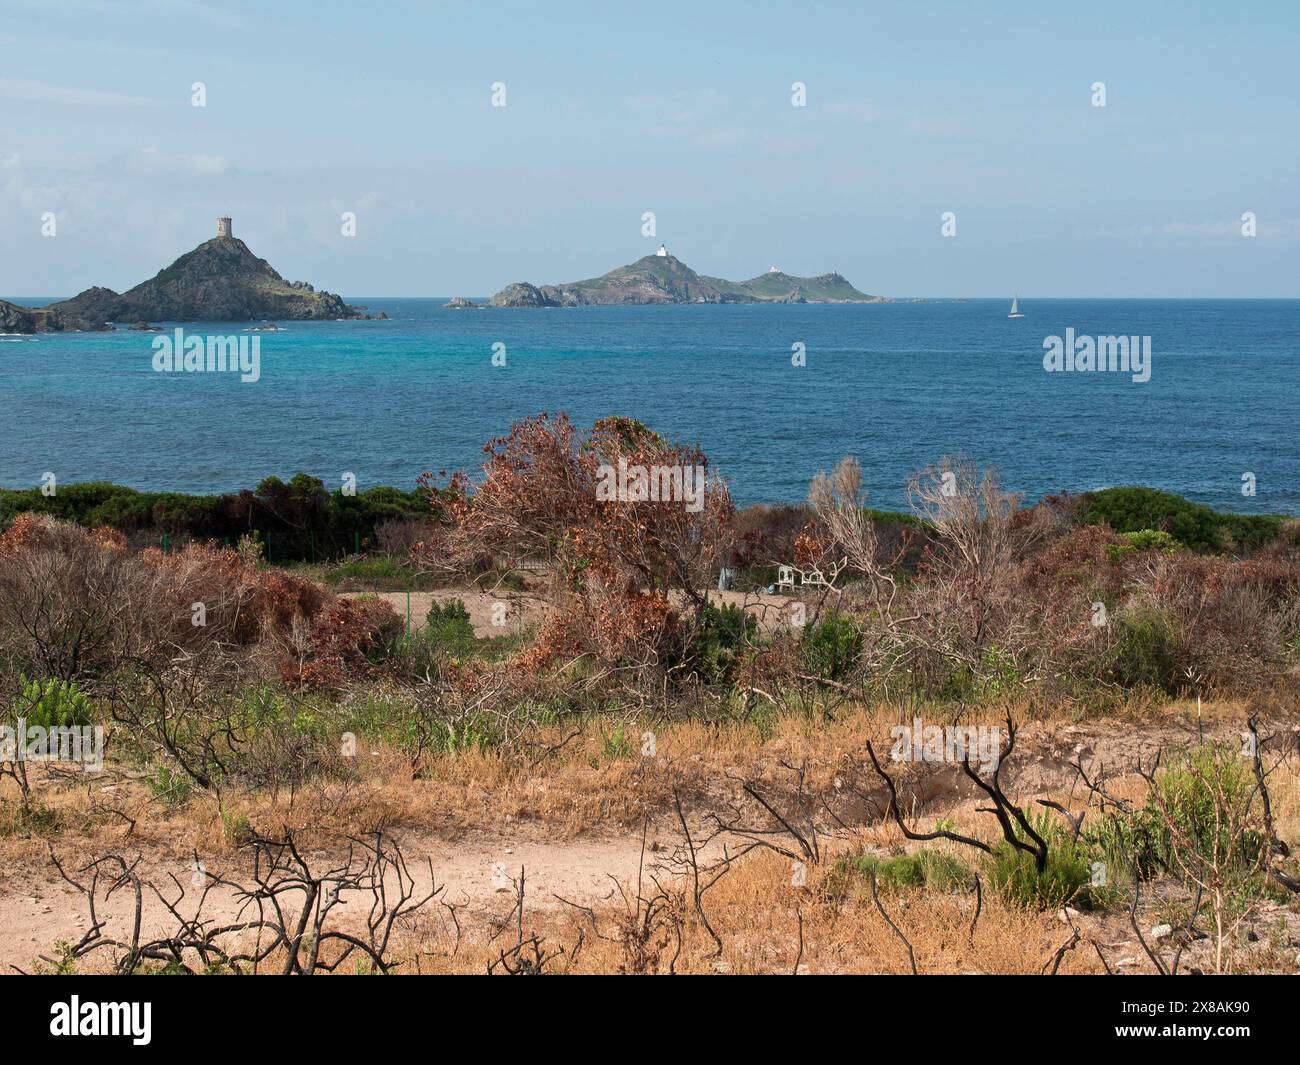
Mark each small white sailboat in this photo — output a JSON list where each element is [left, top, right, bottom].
[[1008, 295, 1025, 319]]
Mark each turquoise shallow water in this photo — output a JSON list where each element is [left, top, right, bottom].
[[1, 298, 1297, 511]]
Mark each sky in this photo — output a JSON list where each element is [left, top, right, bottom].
[[2, 0, 1298, 299]]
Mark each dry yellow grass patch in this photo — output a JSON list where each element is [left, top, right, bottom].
[[375, 844, 1103, 975]]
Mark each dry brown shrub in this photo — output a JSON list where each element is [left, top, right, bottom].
[[412, 414, 733, 675], [0, 514, 397, 691]]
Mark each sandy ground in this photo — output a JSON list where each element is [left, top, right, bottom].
[[345, 588, 808, 638], [4, 716, 1290, 972], [1, 826, 660, 973], [0, 582, 833, 970]]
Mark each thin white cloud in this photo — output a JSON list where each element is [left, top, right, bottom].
[[152, 0, 240, 24], [826, 96, 881, 122], [1140, 220, 1240, 238], [0, 0, 241, 25], [1088, 218, 1300, 242], [627, 88, 723, 118], [0, 76, 156, 108], [127, 148, 233, 174]]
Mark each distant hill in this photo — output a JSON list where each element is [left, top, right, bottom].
[[11, 223, 366, 332], [705, 269, 878, 303], [488, 254, 882, 306]]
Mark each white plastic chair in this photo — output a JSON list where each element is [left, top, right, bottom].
[[776, 565, 796, 593]]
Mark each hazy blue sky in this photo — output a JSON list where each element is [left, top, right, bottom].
[[2, 0, 1297, 298]]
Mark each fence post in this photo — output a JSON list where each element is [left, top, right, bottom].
[[406, 586, 412, 637]]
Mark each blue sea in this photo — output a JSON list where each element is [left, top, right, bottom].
[[2, 298, 1297, 513]]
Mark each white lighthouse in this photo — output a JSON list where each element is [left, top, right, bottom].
[[655, 243, 668, 257], [216, 216, 232, 238]]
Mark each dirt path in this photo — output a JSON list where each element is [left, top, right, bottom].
[[0, 826, 663, 973], [2, 716, 1289, 971], [345, 588, 801, 638]]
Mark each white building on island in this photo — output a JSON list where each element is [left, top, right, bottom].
[[216, 216, 233, 238], [656, 243, 668, 256]]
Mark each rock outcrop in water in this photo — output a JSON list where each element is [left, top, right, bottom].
[[488, 282, 564, 308], [0, 299, 97, 333], [11, 220, 363, 332], [488, 253, 882, 306]]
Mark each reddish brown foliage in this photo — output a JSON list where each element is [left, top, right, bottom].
[[0, 514, 397, 689], [280, 595, 403, 688], [414, 413, 733, 672]]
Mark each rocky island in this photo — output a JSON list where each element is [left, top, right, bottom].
[[7, 218, 363, 333], [488, 246, 882, 306], [0, 299, 82, 333]]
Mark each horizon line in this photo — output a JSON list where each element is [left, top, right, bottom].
[[6, 294, 1299, 304]]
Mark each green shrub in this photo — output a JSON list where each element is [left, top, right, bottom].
[[323, 556, 423, 590], [1087, 744, 1266, 886], [221, 808, 253, 846], [1080, 487, 1283, 555], [800, 611, 863, 682], [935, 645, 1023, 703], [231, 689, 344, 789], [685, 602, 756, 683], [148, 764, 193, 806], [986, 812, 1091, 910], [1105, 528, 1183, 561], [843, 849, 971, 892], [0, 802, 60, 837], [600, 721, 633, 760], [10, 677, 92, 729], [0, 475, 434, 563], [412, 713, 501, 758], [1107, 607, 1181, 693], [975, 645, 1020, 699], [425, 598, 477, 656]]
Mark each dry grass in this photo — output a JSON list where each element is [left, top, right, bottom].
[[386, 845, 1105, 975], [0, 694, 1283, 863], [4, 694, 1297, 975]]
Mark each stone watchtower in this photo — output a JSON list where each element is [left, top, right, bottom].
[[216, 216, 232, 238]]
